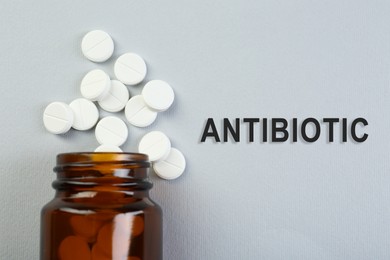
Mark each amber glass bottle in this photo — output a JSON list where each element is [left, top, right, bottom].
[[40, 153, 162, 260]]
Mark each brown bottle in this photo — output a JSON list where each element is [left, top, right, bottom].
[[40, 152, 162, 260]]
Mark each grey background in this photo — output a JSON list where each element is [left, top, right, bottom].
[[0, 0, 389, 259]]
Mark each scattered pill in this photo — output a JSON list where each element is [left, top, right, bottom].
[[98, 80, 129, 112], [43, 102, 74, 134], [95, 116, 128, 146], [45, 31, 186, 188], [81, 30, 114, 63], [153, 148, 186, 180], [125, 95, 157, 127], [142, 80, 174, 111], [138, 131, 171, 162], [58, 236, 91, 260], [69, 98, 99, 131], [80, 69, 111, 101], [70, 215, 104, 243], [94, 144, 123, 152], [114, 53, 147, 85]]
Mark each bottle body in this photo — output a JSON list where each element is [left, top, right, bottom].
[[40, 153, 162, 260]]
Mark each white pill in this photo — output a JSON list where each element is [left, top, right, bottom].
[[43, 102, 74, 134], [94, 144, 123, 152], [80, 69, 111, 101], [125, 95, 157, 127], [153, 148, 186, 180], [95, 116, 128, 146], [142, 80, 175, 111], [138, 131, 171, 162], [114, 53, 147, 85], [69, 98, 99, 131], [81, 30, 114, 62], [98, 80, 129, 112]]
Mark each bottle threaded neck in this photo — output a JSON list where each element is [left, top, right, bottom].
[[53, 152, 152, 193]]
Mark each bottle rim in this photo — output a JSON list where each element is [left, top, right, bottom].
[[55, 152, 150, 169]]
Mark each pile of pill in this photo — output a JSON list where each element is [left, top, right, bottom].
[[43, 30, 185, 180], [59, 212, 144, 260]]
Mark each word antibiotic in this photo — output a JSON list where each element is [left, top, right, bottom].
[[200, 118, 368, 143]]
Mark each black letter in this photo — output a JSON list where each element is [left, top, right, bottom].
[[351, 118, 368, 142], [262, 118, 268, 142], [301, 118, 320, 142], [243, 118, 259, 142], [201, 118, 220, 142], [342, 118, 347, 142], [223, 118, 240, 142], [272, 118, 288, 142], [323, 118, 339, 142], [292, 118, 298, 142]]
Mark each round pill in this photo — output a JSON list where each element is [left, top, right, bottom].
[[98, 80, 129, 112], [125, 95, 157, 127], [58, 236, 91, 260], [81, 30, 114, 62], [95, 116, 128, 146], [70, 215, 104, 243], [95, 217, 132, 259], [80, 69, 111, 101], [43, 102, 74, 134], [153, 148, 186, 180], [94, 144, 123, 152], [138, 131, 171, 162], [69, 98, 99, 131], [114, 53, 147, 85], [95, 223, 114, 257], [142, 80, 175, 111]]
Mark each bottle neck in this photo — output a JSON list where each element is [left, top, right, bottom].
[[53, 153, 152, 199]]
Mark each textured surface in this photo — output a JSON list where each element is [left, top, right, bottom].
[[0, 0, 390, 259]]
